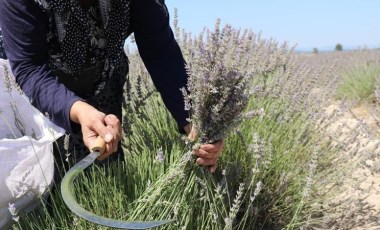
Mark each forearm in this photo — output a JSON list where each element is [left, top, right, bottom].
[[0, 0, 82, 133], [12, 61, 82, 133], [132, 0, 190, 131]]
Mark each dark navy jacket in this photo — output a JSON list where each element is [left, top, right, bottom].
[[0, 0, 189, 133]]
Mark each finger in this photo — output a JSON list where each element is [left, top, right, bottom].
[[105, 124, 119, 153], [105, 115, 121, 141], [97, 153, 107, 161], [193, 148, 215, 159], [105, 141, 114, 156], [110, 138, 118, 153], [196, 157, 217, 166], [82, 128, 100, 152], [105, 125, 118, 142], [113, 142, 118, 153], [93, 119, 113, 143], [110, 135, 118, 153], [99, 112, 106, 118], [97, 153, 109, 161], [200, 140, 224, 152], [97, 142, 113, 160], [209, 165, 217, 173], [104, 114, 120, 126]]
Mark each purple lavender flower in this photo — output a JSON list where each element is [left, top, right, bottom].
[[155, 147, 165, 163]]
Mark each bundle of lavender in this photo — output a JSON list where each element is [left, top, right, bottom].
[[125, 21, 261, 228], [181, 20, 253, 143]]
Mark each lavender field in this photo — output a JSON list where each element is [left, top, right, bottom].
[[5, 19, 380, 229]]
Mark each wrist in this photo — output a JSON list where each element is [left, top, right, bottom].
[[185, 123, 198, 141], [184, 123, 192, 135], [70, 100, 94, 124]]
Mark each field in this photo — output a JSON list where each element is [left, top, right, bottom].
[[3, 20, 380, 229]]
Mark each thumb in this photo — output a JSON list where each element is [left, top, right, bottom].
[[93, 120, 113, 143]]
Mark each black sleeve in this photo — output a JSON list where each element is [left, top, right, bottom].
[[130, 0, 189, 133]]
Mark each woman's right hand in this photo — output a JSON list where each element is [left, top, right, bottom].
[[70, 101, 121, 160]]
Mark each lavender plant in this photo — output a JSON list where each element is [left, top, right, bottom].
[[12, 14, 380, 230], [122, 20, 338, 229]]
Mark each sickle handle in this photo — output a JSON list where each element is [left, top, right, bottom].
[[91, 136, 106, 154]]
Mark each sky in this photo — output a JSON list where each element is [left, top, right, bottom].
[[164, 0, 380, 52]]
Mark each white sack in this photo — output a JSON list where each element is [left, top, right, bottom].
[[0, 59, 65, 228]]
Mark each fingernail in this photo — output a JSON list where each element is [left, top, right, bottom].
[[105, 133, 113, 142]]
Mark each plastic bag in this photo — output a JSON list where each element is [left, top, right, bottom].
[[0, 59, 65, 228]]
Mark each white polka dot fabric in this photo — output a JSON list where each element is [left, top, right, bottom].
[[35, 0, 131, 82]]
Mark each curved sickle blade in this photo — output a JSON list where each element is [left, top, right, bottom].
[[61, 152, 174, 229]]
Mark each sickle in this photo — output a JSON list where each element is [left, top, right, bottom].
[[60, 137, 174, 229]]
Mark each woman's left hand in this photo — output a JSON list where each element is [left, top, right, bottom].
[[194, 140, 224, 173], [185, 124, 225, 173]]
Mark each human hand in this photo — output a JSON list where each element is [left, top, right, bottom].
[[194, 140, 224, 173], [70, 101, 121, 160], [185, 124, 225, 173]]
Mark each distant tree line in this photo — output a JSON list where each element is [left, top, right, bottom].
[[312, 43, 343, 54]]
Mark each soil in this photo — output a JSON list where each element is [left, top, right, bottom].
[[321, 101, 380, 229]]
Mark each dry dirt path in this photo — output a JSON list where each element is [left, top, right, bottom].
[[319, 101, 380, 229]]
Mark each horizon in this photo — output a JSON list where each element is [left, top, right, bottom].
[[164, 0, 380, 52]]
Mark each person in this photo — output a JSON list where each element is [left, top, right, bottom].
[[0, 0, 224, 175], [0, 29, 6, 59]]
